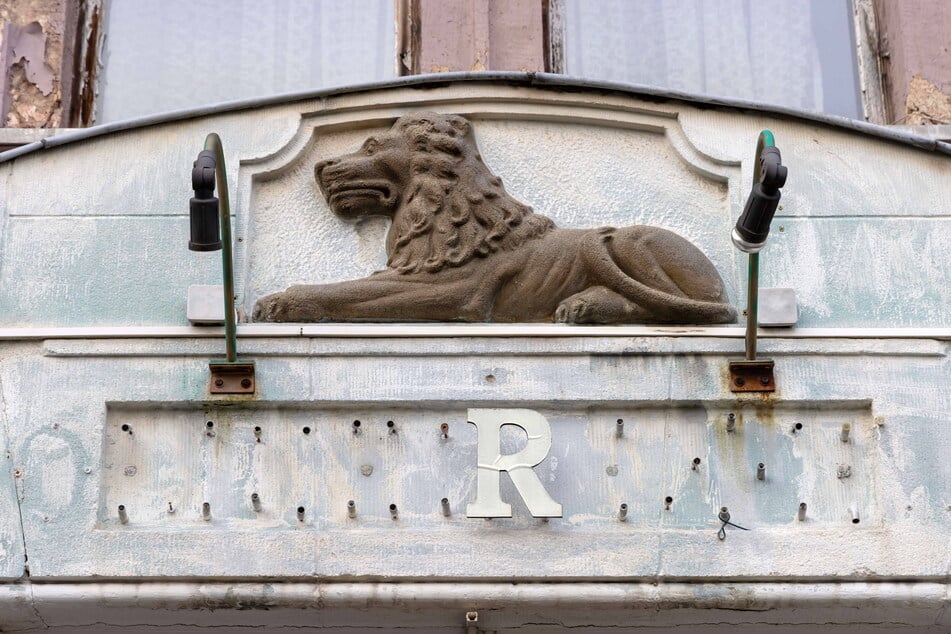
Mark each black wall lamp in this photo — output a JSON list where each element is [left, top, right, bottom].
[[729, 130, 787, 393], [189, 133, 255, 394]]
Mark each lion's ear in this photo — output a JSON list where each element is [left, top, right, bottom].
[[448, 115, 471, 136]]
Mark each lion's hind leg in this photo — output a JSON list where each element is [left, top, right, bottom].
[[554, 286, 654, 324]]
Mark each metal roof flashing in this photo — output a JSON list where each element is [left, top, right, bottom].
[[1, 72, 949, 164]]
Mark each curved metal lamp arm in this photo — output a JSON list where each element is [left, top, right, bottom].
[[202, 133, 237, 363], [744, 130, 774, 361]]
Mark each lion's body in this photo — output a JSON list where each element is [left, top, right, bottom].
[[253, 112, 736, 325]]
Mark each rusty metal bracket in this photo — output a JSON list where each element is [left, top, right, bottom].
[[209, 361, 255, 394], [728, 359, 775, 393]]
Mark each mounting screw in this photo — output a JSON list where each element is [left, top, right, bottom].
[[692, 457, 701, 471], [441, 498, 451, 517], [118, 505, 128, 525], [214, 378, 224, 387], [757, 463, 766, 481], [251, 493, 262, 512], [726, 412, 736, 432], [297, 506, 306, 522], [797, 502, 807, 521], [840, 423, 851, 443], [734, 377, 746, 387], [389, 503, 398, 519], [618, 503, 628, 521], [347, 500, 357, 519], [202, 502, 212, 521], [440, 423, 449, 439], [664, 496, 673, 511], [83, 466, 92, 474], [240, 378, 251, 388], [760, 376, 770, 386]]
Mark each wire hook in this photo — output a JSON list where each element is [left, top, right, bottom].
[[717, 507, 750, 540]]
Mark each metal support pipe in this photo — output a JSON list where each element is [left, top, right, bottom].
[[743, 131, 772, 361], [745, 253, 759, 360], [202, 134, 237, 363]]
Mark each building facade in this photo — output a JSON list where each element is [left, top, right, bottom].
[[0, 2, 949, 632]]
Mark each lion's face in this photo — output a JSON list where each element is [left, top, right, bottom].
[[314, 130, 411, 219], [312, 112, 553, 275]]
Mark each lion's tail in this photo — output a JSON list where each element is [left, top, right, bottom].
[[582, 229, 738, 324]]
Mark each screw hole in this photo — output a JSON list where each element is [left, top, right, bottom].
[[120, 424, 130, 432], [665, 496, 673, 504], [302, 426, 311, 435], [485, 374, 496, 383], [794, 423, 803, 430], [387, 420, 395, 428], [206, 421, 214, 429], [352, 420, 361, 428]]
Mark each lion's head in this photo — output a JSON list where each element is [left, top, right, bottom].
[[315, 112, 554, 274]]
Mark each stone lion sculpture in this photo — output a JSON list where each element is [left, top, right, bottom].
[[253, 112, 736, 324]]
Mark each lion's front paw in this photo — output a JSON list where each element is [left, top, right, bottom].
[[253, 292, 290, 322], [555, 298, 593, 324], [555, 286, 647, 324]]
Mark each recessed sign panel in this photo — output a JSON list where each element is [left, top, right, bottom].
[[101, 404, 873, 530]]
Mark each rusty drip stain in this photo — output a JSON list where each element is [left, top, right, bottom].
[[78, 4, 100, 126], [753, 401, 776, 426]]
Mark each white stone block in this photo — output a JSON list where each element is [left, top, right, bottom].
[[187, 285, 225, 324], [759, 287, 798, 327]]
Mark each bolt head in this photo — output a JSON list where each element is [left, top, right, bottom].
[[240, 378, 252, 388], [760, 376, 771, 385], [214, 378, 224, 387], [734, 377, 746, 386]]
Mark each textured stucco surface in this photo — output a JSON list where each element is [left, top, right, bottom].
[[0, 84, 947, 328], [1, 336, 949, 580], [0, 82, 948, 629]]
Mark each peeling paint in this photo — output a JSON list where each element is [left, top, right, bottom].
[[0, 0, 67, 127], [905, 75, 951, 125], [9, 22, 54, 95]]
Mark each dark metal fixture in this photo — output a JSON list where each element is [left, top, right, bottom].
[[729, 131, 787, 393], [189, 134, 254, 394]]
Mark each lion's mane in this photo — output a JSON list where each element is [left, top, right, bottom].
[[386, 113, 555, 274]]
